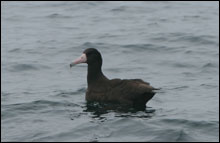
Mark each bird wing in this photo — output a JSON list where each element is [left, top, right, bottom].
[[109, 78, 155, 100]]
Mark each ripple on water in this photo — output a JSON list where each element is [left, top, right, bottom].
[[53, 87, 86, 97], [149, 118, 219, 142], [8, 63, 51, 72], [45, 13, 72, 19], [1, 99, 73, 120], [202, 62, 217, 68], [171, 34, 218, 46], [122, 43, 167, 52]]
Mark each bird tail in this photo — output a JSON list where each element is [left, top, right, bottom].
[[152, 88, 161, 90]]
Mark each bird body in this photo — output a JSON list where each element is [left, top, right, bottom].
[[70, 48, 158, 108]]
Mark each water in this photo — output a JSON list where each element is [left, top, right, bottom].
[[1, 1, 219, 142]]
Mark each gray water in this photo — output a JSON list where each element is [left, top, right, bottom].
[[1, 1, 219, 142]]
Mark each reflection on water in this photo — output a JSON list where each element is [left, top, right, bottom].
[[83, 102, 156, 120]]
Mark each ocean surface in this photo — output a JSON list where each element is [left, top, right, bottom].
[[1, 1, 219, 142]]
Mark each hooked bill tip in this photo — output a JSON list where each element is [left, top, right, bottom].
[[70, 63, 74, 68]]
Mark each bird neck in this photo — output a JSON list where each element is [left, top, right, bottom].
[[87, 62, 106, 87]]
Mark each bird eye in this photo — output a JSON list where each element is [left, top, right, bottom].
[[87, 52, 91, 56]]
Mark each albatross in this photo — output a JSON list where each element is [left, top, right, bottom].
[[70, 48, 159, 108]]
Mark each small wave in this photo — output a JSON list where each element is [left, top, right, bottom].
[[80, 42, 109, 47], [111, 6, 127, 12], [200, 83, 217, 88], [172, 62, 197, 69], [1, 100, 68, 120], [61, 27, 78, 30], [10, 64, 38, 71], [158, 18, 169, 22], [3, 100, 64, 111], [98, 33, 119, 39], [46, 13, 72, 19], [78, 42, 168, 53], [149, 36, 168, 41], [32, 100, 65, 107], [106, 68, 125, 73], [76, 42, 117, 53], [183, 15, 211, 21], [161, 118, 218, 127], [202, 62, 217, 68], [172, 86, 189, 90], [150, 128, 196, 142], [54, 88, 86, 97], [182, 71, 194, 76], [77, 42, 182, 55], [8, 48, 21, 53], [182, 35, 216, 45], [155, 32, 218, 46], [170, 34, 218, 46], [122, 43, 169, 52], [184, 50, 193, 54], [183, 15, 201, 19], [176, 129, 195, 142], [9, 63, 51, 72], [152, 119, 219, 141]]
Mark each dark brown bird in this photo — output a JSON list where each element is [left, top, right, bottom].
[[70, 48, 158, 108]]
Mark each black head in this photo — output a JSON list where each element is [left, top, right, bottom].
[[83, 48, 102, 65], [70, 48, 103, 68], [70, 48, 106, 85]]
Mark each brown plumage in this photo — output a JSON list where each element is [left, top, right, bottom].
[[70, 48, 158, 108]]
